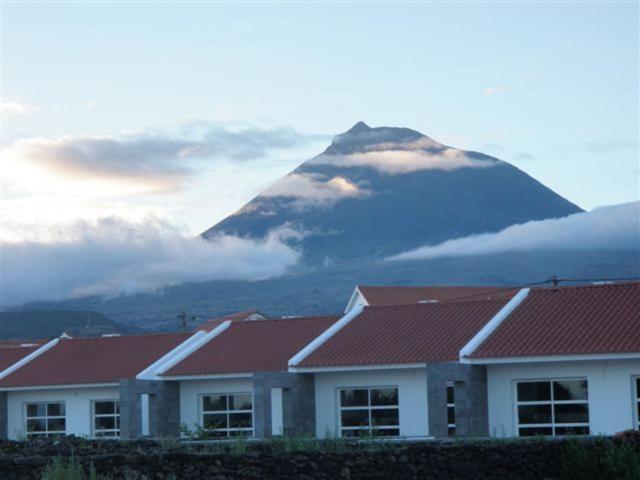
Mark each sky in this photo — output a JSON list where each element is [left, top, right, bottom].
[[0, 2, 638, 304]]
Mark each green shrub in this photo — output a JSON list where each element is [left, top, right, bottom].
[[41, 458, 109, 480], [558, 438, 640, 480]]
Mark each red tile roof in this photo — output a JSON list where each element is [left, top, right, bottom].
[[200, 309, 266, 332], [297, 300, 509, 368], [164, 316, 339, 376], [0, 333, 190, 388], [0, 346, 40, 372], [470, 282, 640, 358], [357, 285, 517, 306]]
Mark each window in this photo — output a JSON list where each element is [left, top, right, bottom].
[[516, 379, 590, 436], [635, 377, 640, 430], [447, 382, 456, 436], [25, 402, 66, 438], [201, 393, 253, 437], [92, 400, 120, 438], [339, 387, 399, 437]]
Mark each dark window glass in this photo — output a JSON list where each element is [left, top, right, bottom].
[[447, 406, 455, 425], [229, 394, 252, 411], [517, 382, 551, 402], [341, 429, 361, 438], [371, 408, 399, 427], [518, 404, 552, 424], [448, 427, 456, 436], [203, 395, 227, 412], [519, 427, 553, 437], [554, 404, 589, 424], [95, 417, 115, 430], [340, 389, 369, 407], [370, 388, 398, 406], [27, 404, 46, 417], [208, 430, 228, 438], [341, 410, 369, 427], [203, 413, 227, 430], [94, 401, 115, 415], [553, 380, 588, 401], [229, 412, 252, 428], [229, 430, 252, 437], [95, 431, 118, 437], [47, 418, 66, 432], [636, 378, 640, 399], [27, 419, 46, 432], [555, 426, 590, 436], [447, 385, 455, 404], [47, 403, 65, 416]]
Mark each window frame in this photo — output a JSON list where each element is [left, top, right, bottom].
[[199, 392, 254, 438], [337, 385, 400, 438], [23, 401, 67, 438], [514, 378, 590, 437], [446, 381, 456, 436], [91, 399, 120, 438]]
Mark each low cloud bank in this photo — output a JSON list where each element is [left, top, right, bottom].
[[389, 202, 640, 261], [312, 140, 499, 175], [4, 123, 323, 191], [2, 218, 301, 305]]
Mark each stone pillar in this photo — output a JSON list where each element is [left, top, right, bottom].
[[253, 372, 316, 439], [119, 379, 181, 439], [0, 391, 7, 440], [426, 363, 488, 438]]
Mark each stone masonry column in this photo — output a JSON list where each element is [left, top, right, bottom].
[[253, 372, 316, 439], [427, 363, 489, 438], [0, 391, 7, 440], [119, 379, 181, 439]]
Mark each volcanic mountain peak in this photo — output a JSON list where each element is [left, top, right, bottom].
[[323, 122, 438, 156]]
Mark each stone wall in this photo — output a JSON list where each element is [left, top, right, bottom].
[[0, 434, 638, 480]]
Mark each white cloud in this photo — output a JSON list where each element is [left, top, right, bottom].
[[2, 123, 323, 192], [483, 85, 509, 96], [259, 173, 370, 205], [311, 145, 499, 175], [1, 101, 39, 116], [389, 202, 640, 261], [1, 217, 301, 305]]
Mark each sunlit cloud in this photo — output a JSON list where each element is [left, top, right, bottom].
[[311, 141, 500, 175], [389, 202, 640, 261], [2, 123, 325, 193], [2, 217, 302, 305], [1, 101, 39, 116], [259, 172, 370, 207]]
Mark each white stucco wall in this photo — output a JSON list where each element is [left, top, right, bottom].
[[179, 378, 253, 434], [6, 386, 119, 440], [314, 368, 428, 438], [487, 359, 640, 437]]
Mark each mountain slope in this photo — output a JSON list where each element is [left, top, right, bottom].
[[204, 122, 582, 263], [0, 310, 136, 341]]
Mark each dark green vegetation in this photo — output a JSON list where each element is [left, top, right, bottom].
[[0, 310, 136, 341]]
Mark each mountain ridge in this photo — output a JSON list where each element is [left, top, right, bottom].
[[203, 122, 583, 264]]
